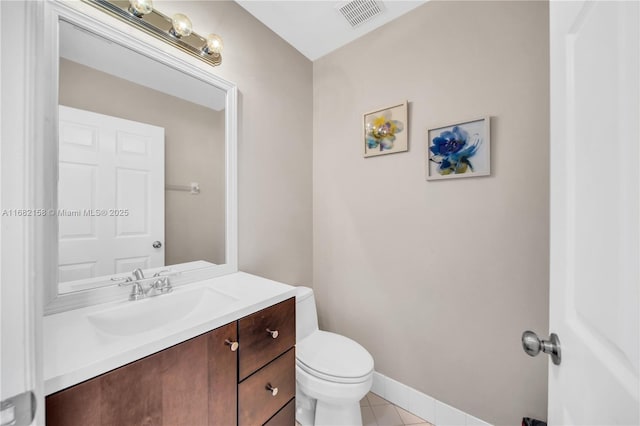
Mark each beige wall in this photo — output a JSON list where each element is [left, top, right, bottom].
[[59, 59, 226, 266], [157, 0, 314, 285], [313, 2, 549, 425]]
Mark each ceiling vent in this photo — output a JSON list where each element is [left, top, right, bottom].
[[337, 0, 384, 28]]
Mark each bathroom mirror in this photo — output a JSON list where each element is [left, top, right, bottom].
[[43, 1, 237, 314]]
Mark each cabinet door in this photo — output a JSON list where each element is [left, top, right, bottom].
[[46, 375, 102, 426], [208, 321, 238, 426], [46, 351, 164, 426], [159, 334, 209, 426], [100, 351, 164, 425], [46, 333, 210, 426]]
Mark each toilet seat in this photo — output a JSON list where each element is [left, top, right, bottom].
[[296, 330, 374, 384]]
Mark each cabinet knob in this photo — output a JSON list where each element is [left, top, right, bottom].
[[225, 339, 239, 352], [266, 328, 279, 339], [266, 383, 278, 397]]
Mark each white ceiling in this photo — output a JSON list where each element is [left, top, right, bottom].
[[234, 1, 427, 60]]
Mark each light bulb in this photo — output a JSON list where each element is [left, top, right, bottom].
[[171, 13, 193, 38], [205, 34, 223, 55], [128, 0, 153, 17]]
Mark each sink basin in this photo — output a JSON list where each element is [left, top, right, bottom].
[[88, 287, 238, 336]]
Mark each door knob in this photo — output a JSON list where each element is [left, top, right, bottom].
[[522, 330, 561, 365], [152, 241, 162, 249]]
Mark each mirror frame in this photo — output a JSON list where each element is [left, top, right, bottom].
[[42, 0, 238, 314]]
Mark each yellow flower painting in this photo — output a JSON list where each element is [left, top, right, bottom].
[[363, 101, 408, 158]]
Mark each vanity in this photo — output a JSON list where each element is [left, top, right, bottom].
[[44, 272, 297, 426]]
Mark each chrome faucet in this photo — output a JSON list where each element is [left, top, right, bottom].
[[132, 268, 145, 281], [111, 268, 173, 301], [111, 275, 146, 301]]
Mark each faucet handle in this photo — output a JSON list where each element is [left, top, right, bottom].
[[126, 282, 146, 300], [111, 276, 133, 286], [113, 279, 146, 301], [151, 270, 173, 294], [112, 276, 146, 301]]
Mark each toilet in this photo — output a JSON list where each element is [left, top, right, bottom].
[[295, 286, 374, 426]]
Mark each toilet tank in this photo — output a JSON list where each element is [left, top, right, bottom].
[[295, 286, 319, 341]]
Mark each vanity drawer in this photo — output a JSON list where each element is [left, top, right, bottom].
[[264, 398, 295, 426], [238, 348, 295, 426], [238, 297, 295, 380]]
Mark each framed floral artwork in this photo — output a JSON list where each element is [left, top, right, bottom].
[[363, 101, 408, 157], [426, 117, 491, 180]]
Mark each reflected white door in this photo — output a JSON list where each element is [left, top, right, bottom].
[[58, 106, 165, 283], [549, 1, 639, 424]]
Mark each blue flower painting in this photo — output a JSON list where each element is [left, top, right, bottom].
[[426, 118, 490, 180]]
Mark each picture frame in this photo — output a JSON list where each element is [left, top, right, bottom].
[[363, 101, 408, 158], [426, 116, 491, 180]]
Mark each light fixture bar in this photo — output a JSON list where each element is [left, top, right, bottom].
[[81, 0, 222, 67]]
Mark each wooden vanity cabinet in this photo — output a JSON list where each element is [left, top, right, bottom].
[[45, 298, 295, 426], [46, 321, 236, 426]]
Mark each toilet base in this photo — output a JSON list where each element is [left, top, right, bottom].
[[296, 389, 316, 426], [296, 387, 365, 426], [315, 400, 362, 426]]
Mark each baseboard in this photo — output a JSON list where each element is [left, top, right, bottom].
[[371, 372, 492, 426]]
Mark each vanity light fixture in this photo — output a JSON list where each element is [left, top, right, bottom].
[[169, 13, 193, 38], [128, 0, 153, 18], [205, 34, 224, 55], [82, 0, 223, 67]]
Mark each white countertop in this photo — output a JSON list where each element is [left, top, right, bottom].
[[44, 272, 296, 395]]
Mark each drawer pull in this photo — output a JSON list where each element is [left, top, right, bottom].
[[225, 339, 239, 351], [266, 328, 279, 339], [266, 383, 279, 396]]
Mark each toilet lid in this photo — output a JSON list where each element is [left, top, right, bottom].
[[296, 331, 374, 382]]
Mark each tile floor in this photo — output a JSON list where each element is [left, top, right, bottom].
[[295, 392, 434, 426], [360, 392, 433, 426]]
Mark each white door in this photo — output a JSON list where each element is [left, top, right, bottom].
[[1, 1, 42, 424], [58, 106, 165, 287], [549, 1, 639, 424]]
